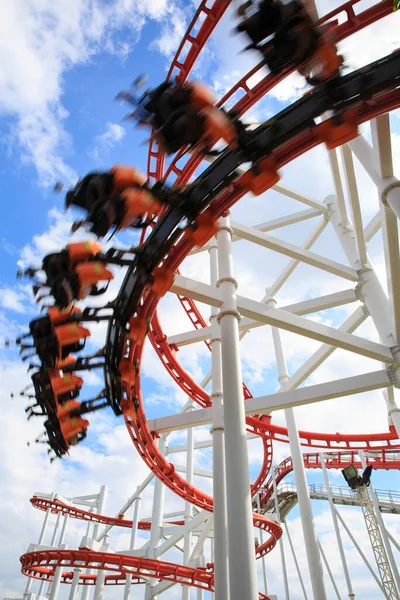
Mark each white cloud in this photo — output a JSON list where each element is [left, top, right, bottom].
[[0, 0, 169, 186], [150, 5, 187, 58], [88, 122, 126, 161]]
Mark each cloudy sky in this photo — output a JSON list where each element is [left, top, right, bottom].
[[0, 1, 400, 599]]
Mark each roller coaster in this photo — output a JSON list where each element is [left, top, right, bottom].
[[9, 0, 400, 599]]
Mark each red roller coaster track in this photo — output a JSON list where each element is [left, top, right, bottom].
[[21, 0, 400, 597]]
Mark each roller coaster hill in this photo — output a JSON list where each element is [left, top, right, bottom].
[[8, 0, 400, 599]]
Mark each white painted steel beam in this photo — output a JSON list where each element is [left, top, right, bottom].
[[190, 208, 322, 255], [364, 212, 381, 242], [171, 275, 393, 362], [175, 465, 213, 478], [341, 144, 368, 266], [229, 221, 357, 280], [272, 183, 328, 213], [329, 148, 350, 228], [147, 370, 392, 433], [269, 216, 329, 297], [155, 510, 210, 558], [168, 288, 358, 347]]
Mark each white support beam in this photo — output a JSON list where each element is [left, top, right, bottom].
[[155, 510, 211, 558], [272, 183, 328, 213], [329, 148, 350, 228], [372, 115, 394, 179], [371, 116, 400, 343], [167, 433, 259, 453], [229, 221, 357, 281], [168, 289, 358, 348], [174, 465, 213, 478], [190, 208, 322, 255], [364, 211, 381, 243], [269, 216, 329, 297], [171, 275, 393, 362], [282, 307, 367, 392], [147, 370, 392, 433], [341, 145, 368, 266]]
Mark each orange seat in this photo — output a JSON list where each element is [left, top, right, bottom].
[[60, 416, 89, 440], [48, 306, 81, 326], [50, 373, 84, 397], [75, 263, 114, 299], [54, 323, 91, 349], [67, 241, 102, 263], [110, 165, 147, 190], [119, 189, 162, 228], [56, 355, 77, 370], [57, 400, 81, 421]]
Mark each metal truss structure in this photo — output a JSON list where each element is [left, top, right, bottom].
[[12, 0, 400, 599]]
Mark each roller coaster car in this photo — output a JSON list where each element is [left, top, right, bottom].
[[44, 415, 88, 460], [35, 323, 91, 368], [28, 371, 83, 417], [237, 0, 342, 82], [38, 242, 102, 286], [66, 166, 147, 214], [66, 166, 165, 237], [18, 308, 82, 345], [136, 81, 236, 154], [51, 262, 114, 309], [82, 189, 161, 238]]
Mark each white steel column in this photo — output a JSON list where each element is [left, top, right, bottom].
[[271, 468, 290, 600], [81, 487, 105, 600], [93, 486, 107, 541], [38, 505, 52, 544], [319, 453, 355, 599], [93, 539, 109, 600], [48, 543, 67, 600], [146, 436, 167, 599], [217, 215, 258, 600], [69, 569, 82, 600], [318, 539, 341, 600], [328, 194, 400, 440], [45, 512, 62, 597], [123, 494, 142, 600], [256, 492, 268, 596], [209, 236, 229, 600], [270, 314, 327, 600], [80, 518, 94, 600], [284, 520, 308, 600], [384, 388, 400, 439], [183, 402, 195, 600], [358, 451, 400, 594]]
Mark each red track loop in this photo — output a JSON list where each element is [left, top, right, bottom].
[[21, 550, 214, 592], [143, 0, 399, 504], [124, 86, 400, 562], [30, 496, 184, 531], [21, 550, 273, 599]]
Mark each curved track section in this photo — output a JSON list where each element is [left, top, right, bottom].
[[30, 496, 184, 531], [104, 49, 400, 559], [19, 3, 400, 597], [146, 0, 399, 466]]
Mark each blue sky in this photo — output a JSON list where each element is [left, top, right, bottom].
[[1, 1, 400, 599]]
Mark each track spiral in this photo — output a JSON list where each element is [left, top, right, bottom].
[[18, 0, 400, 598]]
